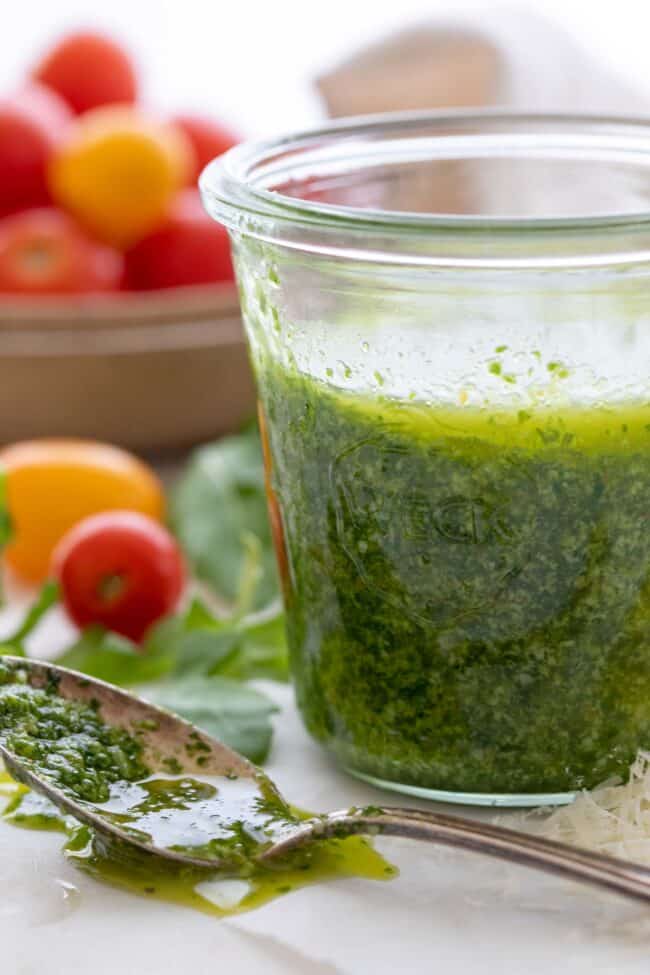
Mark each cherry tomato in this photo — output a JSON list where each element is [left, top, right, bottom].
[[49, 106, 193, 247], [0, 208, 123, 294], [33, 31, 137, 115], [53, 511, 185, 643], [172, 114, 239, 185], [123, 188, 233, 289], [0, 439, 164, 582], [0, 83, 72, 215]]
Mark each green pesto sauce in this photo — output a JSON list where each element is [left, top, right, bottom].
[[81, 772, 301, 871], [0, 665, 395, 916], [0, 662, 301, 869], [0, 774, 394, 917], [0, 666, 148, 804], [259, 363, 650, 795]]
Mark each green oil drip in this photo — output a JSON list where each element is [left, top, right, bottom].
[[0, 771, 395, 918]]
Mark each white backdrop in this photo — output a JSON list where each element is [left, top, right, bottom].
[[4, 0, 650, 136]]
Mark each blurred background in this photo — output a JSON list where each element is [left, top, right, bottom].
[[4, 0, 650, 454], [5, 0, 650, 135]]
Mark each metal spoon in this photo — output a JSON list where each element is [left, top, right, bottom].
[[2, 655, 650, 907]]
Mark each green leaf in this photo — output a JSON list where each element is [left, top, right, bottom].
[[50, 598, 288, 691], [169, 427, 279, 611], [145, 612, 237, 677], [5, 581, 59, 642], [213, 601, 289, 682], [0, 643, 25, 658], [145, 676, 277, 763], [145, 597, 289, 683], [233, 531, 264, 617], [0, 466, 12, 549], [56, 626, 174, 687], [1, 580, 59, 655]]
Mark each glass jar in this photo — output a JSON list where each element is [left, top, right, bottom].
[[202, 112, 650, 806]]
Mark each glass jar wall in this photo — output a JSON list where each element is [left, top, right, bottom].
[[203, 113, 650, 805]]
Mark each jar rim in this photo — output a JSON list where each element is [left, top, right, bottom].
[[200, 110, 650, 269]]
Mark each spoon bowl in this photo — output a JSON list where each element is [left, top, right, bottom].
[[4, 655, 650, 907], [0, 655, 262, 870]]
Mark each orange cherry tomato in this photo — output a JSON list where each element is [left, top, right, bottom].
[[0, 439, 164, 582], [48, 107, 194, 248]]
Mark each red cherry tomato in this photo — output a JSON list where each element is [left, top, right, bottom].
[[33, 31, 137, 115], [0, 208, 124, 295], [123, 188, 234, 290], [53, 510, 185, 643], [0, 83, 72, 216], [172, 114, 239, 185]]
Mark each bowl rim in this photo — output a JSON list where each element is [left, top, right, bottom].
[[0, 282, 240, 330]]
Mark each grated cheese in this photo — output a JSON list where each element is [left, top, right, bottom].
[[509, 752, 650, 865]]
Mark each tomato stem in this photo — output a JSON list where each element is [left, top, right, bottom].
[[97, 573, 125, 603]]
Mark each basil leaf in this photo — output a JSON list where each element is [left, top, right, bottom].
[[0, 580, 59, 656], [169, 427, 279, 611], [0, 466, 12, 549], [146, 614, 238, 677], [145, 676, 277, 764], [212, 602, 289, 682], [51, 598, 288, 691], [146, 598, 289, 682], [56, 626, 174, 686], [0, 643, 25, 659]]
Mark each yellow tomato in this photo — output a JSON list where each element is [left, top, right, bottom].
[[0, 439, 165, 582], [48, 106, 194, 248]]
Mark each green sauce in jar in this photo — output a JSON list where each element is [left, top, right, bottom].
[[260, 362, 650, 796]]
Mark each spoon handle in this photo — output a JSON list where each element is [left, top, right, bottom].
[[267, 806, 650, 906]]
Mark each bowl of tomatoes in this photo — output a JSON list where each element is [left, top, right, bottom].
[[0, 31, 254, 451]]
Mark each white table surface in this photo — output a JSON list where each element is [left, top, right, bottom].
[[2, 604, 650, 975]]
